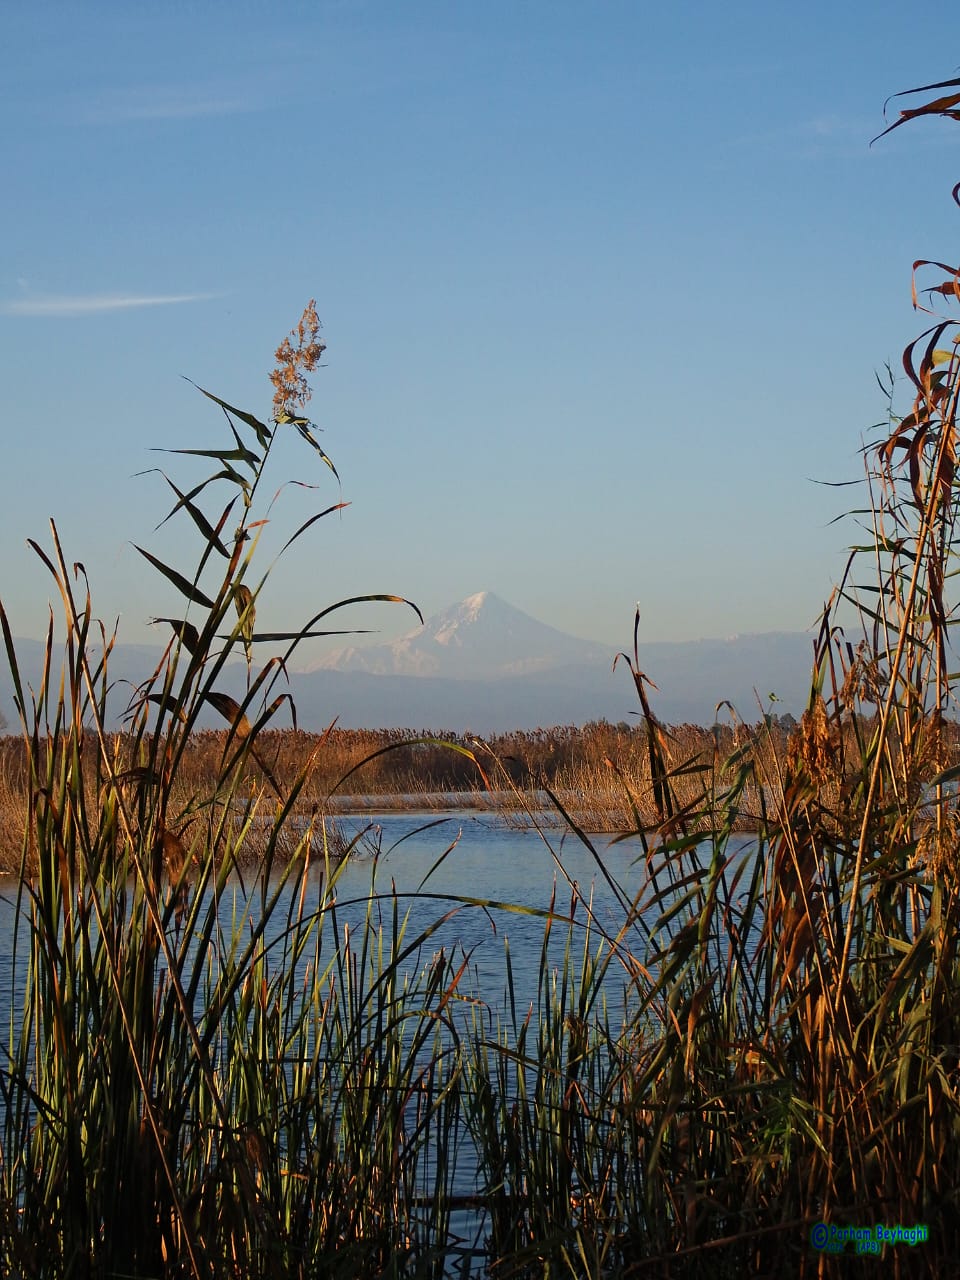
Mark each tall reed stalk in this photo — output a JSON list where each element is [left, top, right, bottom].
[[0, 307, 483, 1278], [444, 74, 960, 1277]]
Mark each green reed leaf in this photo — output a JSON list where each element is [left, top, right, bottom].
[[278, 502, 349, 556], [161, 445, 261, 468], [243, 628, 373, 642], [151, 618, 202, 656], [157, 475, 230, 558], [293, 420, 340, 481], [183, 378, 274, 449], [134, 546, 215, 608], [233, 585, 255, 665]]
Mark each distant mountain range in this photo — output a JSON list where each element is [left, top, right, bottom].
[[306, 591, 616, 679], [0, 592, 818, 733]]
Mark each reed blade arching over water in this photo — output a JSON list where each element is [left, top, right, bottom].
[[3, 71, 960, 1274]]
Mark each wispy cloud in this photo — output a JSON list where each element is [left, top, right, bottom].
[[94, 96, 252, 123], [83, 86, 260, 124], [1, 292, 218, 318]]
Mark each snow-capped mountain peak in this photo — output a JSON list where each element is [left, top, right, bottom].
[[306, 591, 615, 680], [461, 590, 488, 616]]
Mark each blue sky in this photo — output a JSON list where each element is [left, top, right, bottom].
[[2, 1, 958, 661]]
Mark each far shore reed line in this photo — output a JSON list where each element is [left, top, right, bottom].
[[5, 712, 948, 872]]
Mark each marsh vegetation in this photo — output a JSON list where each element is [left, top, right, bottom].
[[3, 75, 960, 1278]]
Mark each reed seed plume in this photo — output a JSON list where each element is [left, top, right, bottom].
[[270, 298, 325, 421]]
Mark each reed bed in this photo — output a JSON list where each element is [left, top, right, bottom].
[[2, 715, 907, 869], [3, 77, 960, 1276]]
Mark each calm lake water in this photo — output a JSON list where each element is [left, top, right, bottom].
[[0, 811, 759, 1274], [322, 810, 649, 994], [0, 810, 758, 1025]]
